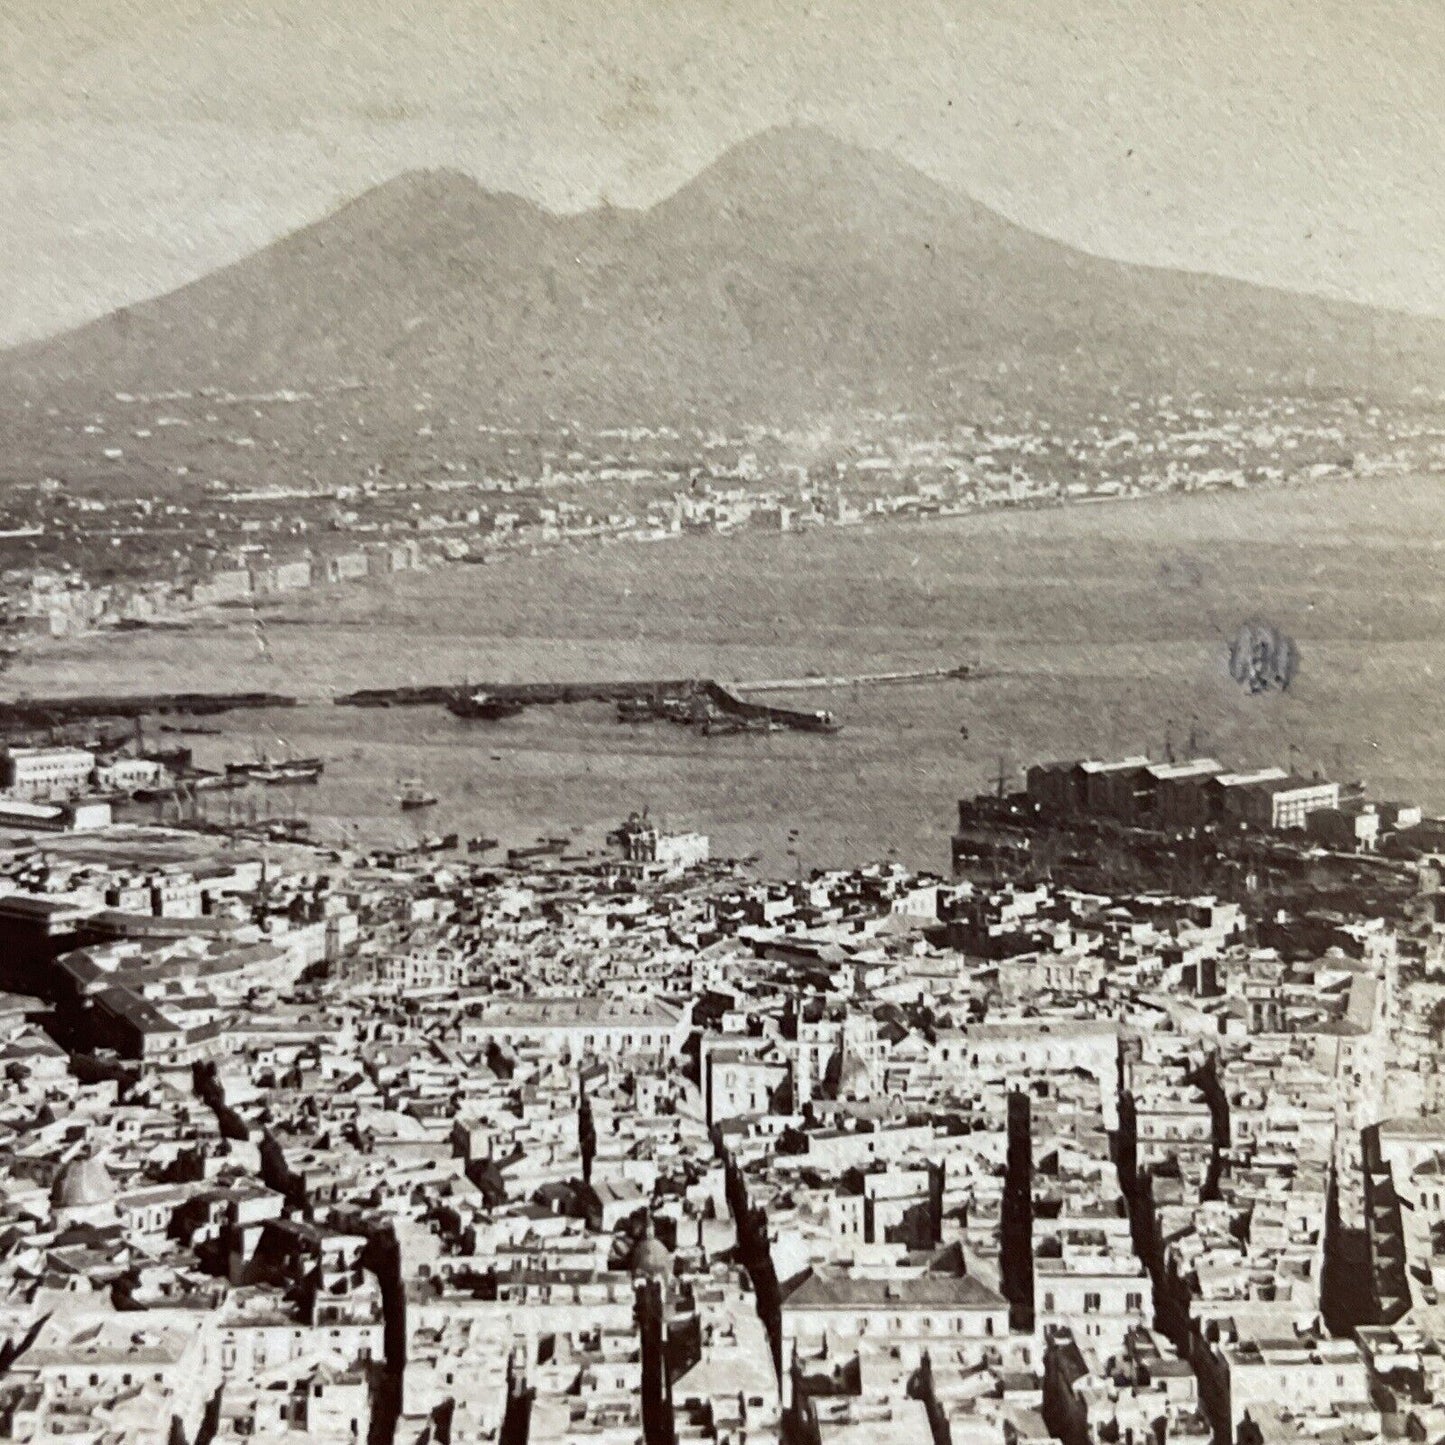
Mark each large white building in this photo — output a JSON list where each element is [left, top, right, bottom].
[[459, 997, 690, 1062], [615, 815, 710, 875], [3, 746, 96, 800], [1196, 1329, 1372, 1444]]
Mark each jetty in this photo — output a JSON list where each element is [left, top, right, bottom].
[[0, 662, 980, 735], [334, 679, 699, 709], [732, 663, 977, 693], [335, 677, 844, 735]]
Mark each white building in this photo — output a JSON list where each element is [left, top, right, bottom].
[[3, 746, 96, 799], [1036, 1248, 1153, 1353], [459, 997, 690, 1062], [781, 1270, 1011, 1406], [96, 756, 167, 792], [1197, 1329, 1372, 1444]]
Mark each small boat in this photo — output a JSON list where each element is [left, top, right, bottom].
[[398, 780, 438, 811], [281, 755, 325, 774], [702, 714, 782, 736], [616, 698, 656, 723], [447, 691, 526, 721], [192, 770, 248, 792], [263, 818, 311, 841], [254, 761, 323, 785], [700, 716, 748, 737], [789, 709, 842, 735]]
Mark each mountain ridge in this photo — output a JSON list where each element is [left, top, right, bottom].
[[4, 124, 1443, 421]]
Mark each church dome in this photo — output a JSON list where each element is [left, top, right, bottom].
[[629, 1221, 674, 1280], [50, 1155, 115, 1210]]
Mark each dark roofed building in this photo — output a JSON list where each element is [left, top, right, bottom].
[[1026, 761, 1091, 815], [85, 985, 227, 1066], [0, 893, 98, 996]]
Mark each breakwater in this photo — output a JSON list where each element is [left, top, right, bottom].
[[0, 663, 972, 736], [334, 679, 700, 708], [0, 690, 298, 726], [336, 677, 844, 734]]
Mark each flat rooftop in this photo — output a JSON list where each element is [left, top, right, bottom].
[[473, 997, 678, 1028], [1148, 758, 1223, 781], [1079, 756, 1151, 776], [1213, 767, 1290, 788]]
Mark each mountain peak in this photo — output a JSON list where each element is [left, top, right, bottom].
[[712, 122, 881, 170], [692, 123, 917, 189], [653, 123, 970, 237], [330, 167, 546, 231], [367, 165, 489, 200]]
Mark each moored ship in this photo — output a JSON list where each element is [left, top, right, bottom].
[[398, 780, 438, 811], [254, 760, 324, 785], [227, 753, 325, 783], [616, 697, 657, 723], [784, 708, 842, 734], [193, 770, 249, 792], [446, 691, 527, 721]]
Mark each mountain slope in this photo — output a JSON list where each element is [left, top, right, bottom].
[[5, 125, 1444, 421]]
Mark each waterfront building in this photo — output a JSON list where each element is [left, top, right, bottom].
[[2, 745, 96, 799]]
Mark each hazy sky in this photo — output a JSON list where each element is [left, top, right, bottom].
[[4, 0, 1444, 346]]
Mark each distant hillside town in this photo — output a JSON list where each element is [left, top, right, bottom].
[[2, 386, 1441, 647]]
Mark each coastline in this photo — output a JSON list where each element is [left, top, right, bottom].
[[8, 471, 1445, 874]]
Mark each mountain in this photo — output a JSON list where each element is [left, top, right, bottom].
[[4, 125, 1444, 423]]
